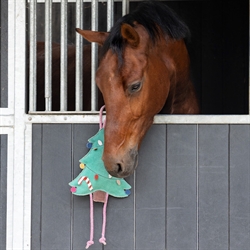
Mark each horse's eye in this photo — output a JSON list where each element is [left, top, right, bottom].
[[129, 82, 142, 93]]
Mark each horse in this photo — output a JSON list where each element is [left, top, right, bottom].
[[75, 1, 199, 178]]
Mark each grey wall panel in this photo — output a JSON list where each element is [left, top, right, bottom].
[[71, 125, 134, 250], [41, 124, 72, 250], [135, 125, 166, 250], [229, 125, 250, 250], [31, 124, 250, 249], [71, 125, 139, 250], [0, 0, 8, 107], [31, 124, 42, 250], [198, 125, 229, 250], [166, 125, 198, 250], [0, 135, 7, 250], [32, 124, 73, 250], [105, 168, 134, 247], [32, 124, 133, 250], [71, 124, 103, 250], [105, 181, 134, 250]]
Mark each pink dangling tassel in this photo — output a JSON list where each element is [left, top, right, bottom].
[[99, 193, 109, 245], [99, 105, 106, 129], [86, 194, 94, 249], [86, 106, 108, 248]]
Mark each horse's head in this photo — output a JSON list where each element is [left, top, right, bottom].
[[77, 24, 169, 177], [76, 2, 196, 177]]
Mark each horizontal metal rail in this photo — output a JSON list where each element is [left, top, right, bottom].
[[27, 0, 137, 2], [25, 113, 250, 124]]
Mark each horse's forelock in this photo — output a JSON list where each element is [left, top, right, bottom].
[[101, 1, 190, 64]]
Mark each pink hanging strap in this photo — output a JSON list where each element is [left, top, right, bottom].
[[98, 105, 108, 245], [99, 193, 109, 245], [99, 105, 106, 129], [86, 193, 94, 249], [86, 105, 108, 248]]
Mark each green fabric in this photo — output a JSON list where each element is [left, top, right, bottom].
[[69, 129, 131, 198]]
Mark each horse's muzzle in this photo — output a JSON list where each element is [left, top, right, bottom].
[[103, 148, 138, 178]]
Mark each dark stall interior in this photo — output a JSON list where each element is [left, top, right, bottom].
[[31, 0, 249, 114]]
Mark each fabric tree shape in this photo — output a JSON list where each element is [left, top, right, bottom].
[[69, 127, 131, 249], [69, 128, 131, 197]]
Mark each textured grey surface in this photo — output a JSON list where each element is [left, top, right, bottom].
[[135, 125, 166, 250], [32, 125, 72, 250], [167, 125, 197, 250], [229, 125, 250, 250], [0, 135, 7, 250], [31, 124, 250, 250], [198, 125, 229, 250], [71, 124, 103, 250], [0, 0, 8, 108], [31, 124, 42, 250]]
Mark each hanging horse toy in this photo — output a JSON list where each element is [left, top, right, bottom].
[[69, 106, 131, 249]]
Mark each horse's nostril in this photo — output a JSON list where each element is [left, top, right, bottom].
[[117, 163, 123, 173]]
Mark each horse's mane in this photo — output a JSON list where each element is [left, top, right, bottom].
[[102, 1, 190, 60]]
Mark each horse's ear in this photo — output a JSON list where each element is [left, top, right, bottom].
[[75, 28, 109, 46], [121, 23, 140, 47]]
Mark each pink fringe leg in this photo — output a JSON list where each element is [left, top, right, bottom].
[[99, 193, 109, 245], [85, 194, 94, 249]]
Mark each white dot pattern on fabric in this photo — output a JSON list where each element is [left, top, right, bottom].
[[98, 140, 103, 146]]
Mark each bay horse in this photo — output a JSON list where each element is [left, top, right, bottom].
[[76, 1, 199, 178]]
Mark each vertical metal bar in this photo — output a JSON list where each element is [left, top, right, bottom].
[[107, 0, 114, 31], [23, 124, 33, 250], [75, 0, 83, 111], [7, 0, 27, 248], [6, 2, 16, 248], [29, 0, 37, 112], [249, 0, 250, 113], [5, 129, 14, 250], [45, 0, 52, 111], [91, 0, 98, 111], [60, 0, 68, 111], [122, 0, 129, 16]]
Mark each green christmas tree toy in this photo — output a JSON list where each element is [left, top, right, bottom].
[[69, 106, 131, 249]]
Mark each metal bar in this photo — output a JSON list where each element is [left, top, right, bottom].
[[0, 114, 14, 127], [45, 0, 52, 111], [122, 0, 129, 16], [6, 2, 16, 248], [23, 124, 33, 250], [91, 0, 98, 111], [6, 0, 28, 249], [5, 128, 14, 250], [6, 0, 15, 114], [29, 0, 37, 112], [249, 0, 250, 113], [107, 0, 114, 31], [75, 0, 83, 111], [28, 0, 136, 3], [60, 0, 68, 111], [24, 114, 250, 124]]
